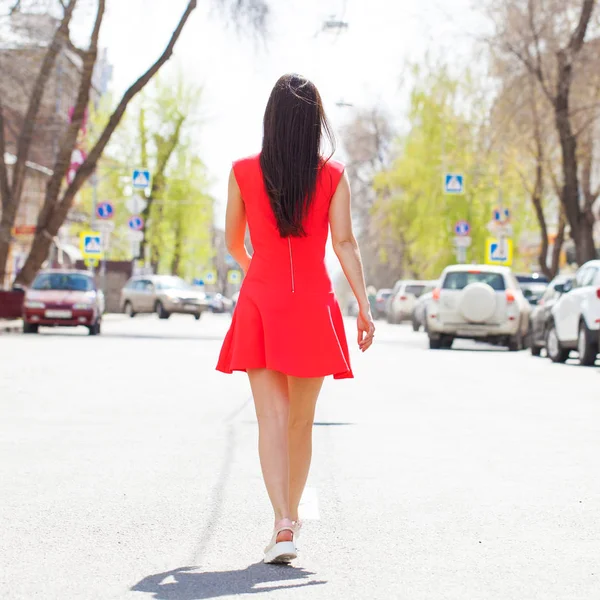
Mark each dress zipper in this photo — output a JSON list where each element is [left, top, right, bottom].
[[288, 237, 295, 293]]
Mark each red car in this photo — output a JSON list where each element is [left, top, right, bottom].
[[23, 270, 104, 335]]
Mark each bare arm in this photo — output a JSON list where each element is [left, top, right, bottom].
[[329, 172, 375, 351], [225, 168, 252, 274]]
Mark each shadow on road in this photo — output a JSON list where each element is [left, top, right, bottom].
[[131, 563, 326, 599]]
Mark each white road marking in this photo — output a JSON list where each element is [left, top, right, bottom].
[[298, 486, 320, 520]]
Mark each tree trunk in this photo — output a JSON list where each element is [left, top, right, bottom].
[[15, 0, 198, 286], [550, 211, 566, 276]]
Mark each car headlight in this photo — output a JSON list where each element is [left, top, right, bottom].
[[166, 295, 181, 303], [73, 302, 93, 310], [25, 301, 45, 309]]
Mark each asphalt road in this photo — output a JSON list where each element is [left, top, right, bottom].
[[1, 313, 599, 600]]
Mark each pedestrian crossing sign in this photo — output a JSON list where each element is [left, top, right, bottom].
[[227, 270, 241, 284], [132, 169, 151, 190], [80, 231, 104, 259], [485, 237, 513, 266], [444, 173, 465, 194]]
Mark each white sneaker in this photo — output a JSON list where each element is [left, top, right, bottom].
[[264, 518, 297, 564]]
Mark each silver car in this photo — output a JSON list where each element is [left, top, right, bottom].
[[121, 275, 209, 320]]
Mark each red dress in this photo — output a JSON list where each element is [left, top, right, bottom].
[[216, 154, 353, 379]]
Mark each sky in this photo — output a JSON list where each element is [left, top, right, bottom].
[[94, 0, 486, 226]]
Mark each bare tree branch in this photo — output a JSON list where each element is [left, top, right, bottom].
[[10, 0, 78, 205], [527, 0, 549, 96], [57, 0, 198, 215], [65, 35, 86, 60], [0, 104, 11, 210], [15, 0, 199, 285], [569, 0, 596, 54]]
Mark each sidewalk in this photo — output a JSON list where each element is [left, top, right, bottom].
[[0, 319, 23, 334]]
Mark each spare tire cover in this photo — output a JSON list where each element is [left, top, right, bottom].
[[459, 282, 496, 323]]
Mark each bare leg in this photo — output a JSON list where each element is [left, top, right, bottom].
[[247, 369, 293, 542], [287, 376, 324, 522]]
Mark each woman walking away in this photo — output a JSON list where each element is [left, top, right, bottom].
[[216, 73, 375, 564]]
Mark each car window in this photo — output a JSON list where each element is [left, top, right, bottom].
[[405, 284, 426, 297], [31, 272, 94, 292], [156, 277, 190, 291], [442, 271, 506, 291], [135, 279, 153, 291]]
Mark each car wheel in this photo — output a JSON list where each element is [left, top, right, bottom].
[[429, 336, 442, 350], [508, 331, 523, 352], [194, 312, 201, 321], [577, 321, 597, 366], [23, 322, 39, 334], [546, 323, 569, 363], [412, 316, 420, 332], [156, 301, 170, 320], [124, 301, 135, 318], [441, 336, 454, 349], [88, 319, 101, 336], [530, 343, 542, 357]]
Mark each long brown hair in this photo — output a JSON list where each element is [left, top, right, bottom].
[[260, 74, 335, 237]]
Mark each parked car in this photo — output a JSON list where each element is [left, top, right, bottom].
[[347, 298, 359, 317], [387, 280, 432, 324], [22, 270, 104, 335], [206, 293, 234, 314], [529, 274, 573, 356], [121, 275, 209, 320], [546, 260, 600, 366], [412, 290, 434, 332], [374, 288, 392, 319], [231, 291, 240, 311], [517, 273, 549, 305], [426, 265, 531, 350]]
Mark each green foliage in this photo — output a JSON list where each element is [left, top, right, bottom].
[[373, 65, 532, 279], [73, 74, 214, 275]]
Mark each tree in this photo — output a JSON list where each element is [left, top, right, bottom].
[[372, 66, 532, 279], [0, 0, 269, 286], [340, 107, 397, 288], [484, 0, 599, 264], [491, 69, 567, 277]]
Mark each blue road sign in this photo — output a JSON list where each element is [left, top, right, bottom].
[[132, 169, 151, 190], [83, 234, 102, 255], [444, 173, 465, 194], [128, 215, 144, 231], [96, 202, 114, 220], [493, 207, 510, 223], [454, 220, 470, 236]]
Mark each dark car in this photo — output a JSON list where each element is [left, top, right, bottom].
[[23, 270, 104, 335], [374, 288, 392, 319], [529, 274, 573, 356], [517, 273, 549, 305]]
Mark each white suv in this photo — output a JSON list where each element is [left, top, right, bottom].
[[426, 265, 530, 350], [387, 280, 435, 324], [546, 260, 600, 366]]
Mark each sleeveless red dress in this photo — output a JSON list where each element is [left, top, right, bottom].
[[216, 154, 353, 379]]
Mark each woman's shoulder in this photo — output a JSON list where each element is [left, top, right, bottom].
[[232, 154, 261, 188], [323, 157, 345, 175], [319, 157, 345, 195], [233, 153, 260, 171]]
